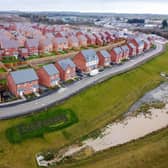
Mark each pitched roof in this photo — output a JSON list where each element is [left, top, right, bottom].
[[134, 38, 145, 47], [58, 58, 75, 70], [81, 49, 99, 62], [10, 68, 38, 85], [26, 38, 39, 48], [43, 64, 59, 76], [128, 43, 136, 49], [99, 50, 111, 58], [113, 47, 123, 55], [121, 45, 129, 52], [54, 37, 67, 44], [69, 36, 79, 43], [1, 39, 20, 49]]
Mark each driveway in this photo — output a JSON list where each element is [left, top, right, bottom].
[[0, 43, 164, 119]]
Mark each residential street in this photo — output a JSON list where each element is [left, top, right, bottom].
[[0, 42, 164, 119]]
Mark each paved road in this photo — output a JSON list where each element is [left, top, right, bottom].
[[0, 43, 164, 119]]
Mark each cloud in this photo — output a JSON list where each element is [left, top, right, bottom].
[[0, 0, 167, 14]]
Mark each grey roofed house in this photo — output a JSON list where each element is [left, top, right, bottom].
[[128, 43, 136, 49], [10, 68, 39, 85], [113, 47, 123, 55], [41, 38, 52, 46], [58, 58, 76, 71], [81, 49, 99, 63], [69, 36, 79, 43], [43, 64, 59, 76], [26, 38, 39, 48], [134, 38, 145, 47], [78, 35, 87, 41], [99, 50, 111, 58], [54, 37, 67, 44], [121, 45, 129, 52], [1, 39, 20, 49]]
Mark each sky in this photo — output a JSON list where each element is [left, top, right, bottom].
[[0, 0, 168, 14]]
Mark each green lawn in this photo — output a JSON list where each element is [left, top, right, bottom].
[[0, 46, 168, 168], [6, 109, 78, 143], [0, 68, 6, 72]]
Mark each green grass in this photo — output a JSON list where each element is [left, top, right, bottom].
[[6, 109, 78, 143], [0, 46, 168, 168], [2, 56, 19, 63], [0, 79, 7, 85], [0, 68, 6, 72], [27, 55, 40, 60]]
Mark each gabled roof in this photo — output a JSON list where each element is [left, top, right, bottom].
[[26, 38, 39, 48], [54, 37, 67, 44], [69, 36, 79, 43], [1, 39, 20, 49], [134, 38, 145, 47], [113, 47, 123, 55], [81, 49, 99, 62], [128, 43, 136, 49], [58, 58, 75, 70], [43, 64, 59, 76], [78, 35, 87, 41], [121, 45, 129, 52], [10, 68, 38, 85], [40, 38, 52, 46], [99, 50, 111, 58]]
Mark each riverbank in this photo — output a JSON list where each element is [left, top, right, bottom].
[[41, 82, 168, 166]]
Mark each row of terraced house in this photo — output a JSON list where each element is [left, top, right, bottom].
[[7, 37, 152, 97], [0, 23, 121, 59]]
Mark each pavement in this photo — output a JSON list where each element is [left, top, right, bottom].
[[0, 42, 164, 120]]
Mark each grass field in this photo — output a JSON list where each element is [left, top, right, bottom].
[[6, 109, 78, 143], [0, 46, 168, 168]]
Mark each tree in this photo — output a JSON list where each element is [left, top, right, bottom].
[[162, 20, 168, 29]]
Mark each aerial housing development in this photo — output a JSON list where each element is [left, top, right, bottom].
[[0, 22, 154, 99], [0, 2, 168, 168]]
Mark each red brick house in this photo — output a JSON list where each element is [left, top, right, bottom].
[[18, 48, 29, 58], [55, 58, 76, 81], [77, 35, 87, 47], [143, 39, 152, 51], [53, 37, 68, 52], [37, 64, 60, 88], [7, 68, 39, 97], [68, 36, 80, 49], [120, 45, 130, 60], [105, 31, 115, 42], [110, 47, 123, 64], [25, 39, 39, 56], [0, 39, 19, 57], [73, 49, 99, 74], [97, 50, 111, 67], [129, 38, 145, 55], [99, 32, 108, 44], [127, 42, 137, 57], [39, 38, 53, 54], [85, 33, 96, 46], [93, 33, 104, 46]]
